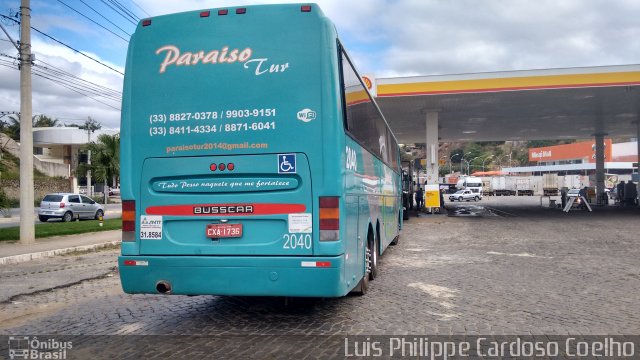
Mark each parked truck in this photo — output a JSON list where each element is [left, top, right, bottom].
[[542, 173, 559, 196], [481, 178, 492, 196], [516, 177, 534, 196], [491, 176, 517, 196], [563, 175, 588, 190], [456, 176, 483, 195]]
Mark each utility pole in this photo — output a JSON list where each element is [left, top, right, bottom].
[[19, 0, 35, 244], [86, 129, 92, 197]]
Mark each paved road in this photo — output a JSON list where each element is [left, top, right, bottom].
[[0, 201, 639, 357]]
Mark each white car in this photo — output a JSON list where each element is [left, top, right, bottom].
[[38, 193, 105, 222], [449, 190, 481, 202]]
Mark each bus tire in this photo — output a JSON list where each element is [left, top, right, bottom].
[[352, 273, 368, 295], [369, 231, 378, 280], [351, 237, 372, 296]]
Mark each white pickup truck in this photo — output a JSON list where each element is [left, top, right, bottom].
[[449, 189, 482, 202]]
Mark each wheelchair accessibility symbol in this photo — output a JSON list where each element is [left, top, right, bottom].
[[278, 154, 296, 174]]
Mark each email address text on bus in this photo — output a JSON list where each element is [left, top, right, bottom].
[[165, 142, 269, 154]]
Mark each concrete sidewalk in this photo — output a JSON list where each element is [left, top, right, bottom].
[[0, 230, 120, 265]]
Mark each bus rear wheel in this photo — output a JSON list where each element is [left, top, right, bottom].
[[351, 238, 371, 295], [369, 234, 378, 280]]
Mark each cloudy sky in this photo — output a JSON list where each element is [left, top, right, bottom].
[[0, 0, 639, 130]]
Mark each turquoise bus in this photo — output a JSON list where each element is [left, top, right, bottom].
[[119, 4, 402, 297]]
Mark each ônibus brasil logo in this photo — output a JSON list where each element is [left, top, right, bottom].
[[8, 336, 72, 359]]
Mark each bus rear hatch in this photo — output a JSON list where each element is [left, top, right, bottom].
[[138, 153, 313, 256]]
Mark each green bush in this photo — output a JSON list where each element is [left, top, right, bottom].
[[0, 188, 10, 217], [91, 195, 107, 204]]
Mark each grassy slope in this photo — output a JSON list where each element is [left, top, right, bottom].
[[0, 218, 122, 242]]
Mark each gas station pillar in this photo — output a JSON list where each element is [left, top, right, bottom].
[[637, 119, 640, 206], [425, 111, 439, 185], [594, 134, 606, 205]]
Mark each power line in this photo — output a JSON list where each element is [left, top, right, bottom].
[[32, 70, 120, 110], [78, 0, 132, 37], [129, 0, 151, 17], [55, 0, 129, 42], [3, 52, 122, 100], [107, 0, 140, 22], [1, 57, 121, 110], [35, 59, 122, 97], [33, 66, 122, 102], [0, 14, 124, 75], [98, 0, 137, 26], [30, 26, 124, 75]]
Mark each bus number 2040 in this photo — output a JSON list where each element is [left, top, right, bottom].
[[283, 233, 312, 249]]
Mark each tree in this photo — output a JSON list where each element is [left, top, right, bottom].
[[0, 114, 61, 140], [3, 115, 21, 141], [33, 115, 60, 127], [77, 134, 120, 201], [79, 117, 102, 131]]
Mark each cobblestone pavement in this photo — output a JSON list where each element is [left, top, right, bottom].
[[0, 202, 639, 357]]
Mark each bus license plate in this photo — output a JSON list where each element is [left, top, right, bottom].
[[206, 224, 243, 238]]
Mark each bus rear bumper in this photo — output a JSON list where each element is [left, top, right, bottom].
[[118, 255, 347, 297]]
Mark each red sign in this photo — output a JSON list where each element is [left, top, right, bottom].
[[528, 139, 612, 163]]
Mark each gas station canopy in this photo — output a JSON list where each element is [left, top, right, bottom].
[[373, 64, 640, 143]]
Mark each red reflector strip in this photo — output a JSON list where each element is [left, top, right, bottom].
[[218, 163, 226, 171], [123, 260, 148, 266], [301, 261, 331, 268], [146, 203, 306, 216], [200, 11, 210, 17], [319, 197, 339, 208], [319, 219, 339, 230], [218, 9, 228, 15], [227, 163, 235, 171], [142, 19, 151, 26], [236, 8, 246, 14], [210, 163, 217, 171], [301, 5, 312, 12]]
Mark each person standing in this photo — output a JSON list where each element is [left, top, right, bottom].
[[624, 181, 637, 206], [617, 181, 625, 206], [415, 187, 424, 210]]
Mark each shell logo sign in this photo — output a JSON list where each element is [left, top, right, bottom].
[[362, 76, 372, 90], [361, 75, 377, 97]]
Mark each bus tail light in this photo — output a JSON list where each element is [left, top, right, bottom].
[[122, 200, 136, 242], [142, 19, 151, 27], [236, 8, 247, 14], [301, 261, 331, 268], [200, 11, 210, 17], [301, 5, 312, 12], [218, 9, 228, 16], [319, 197, 339, 241]]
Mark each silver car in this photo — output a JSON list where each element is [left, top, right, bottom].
[[38, 193, 105, 222]]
